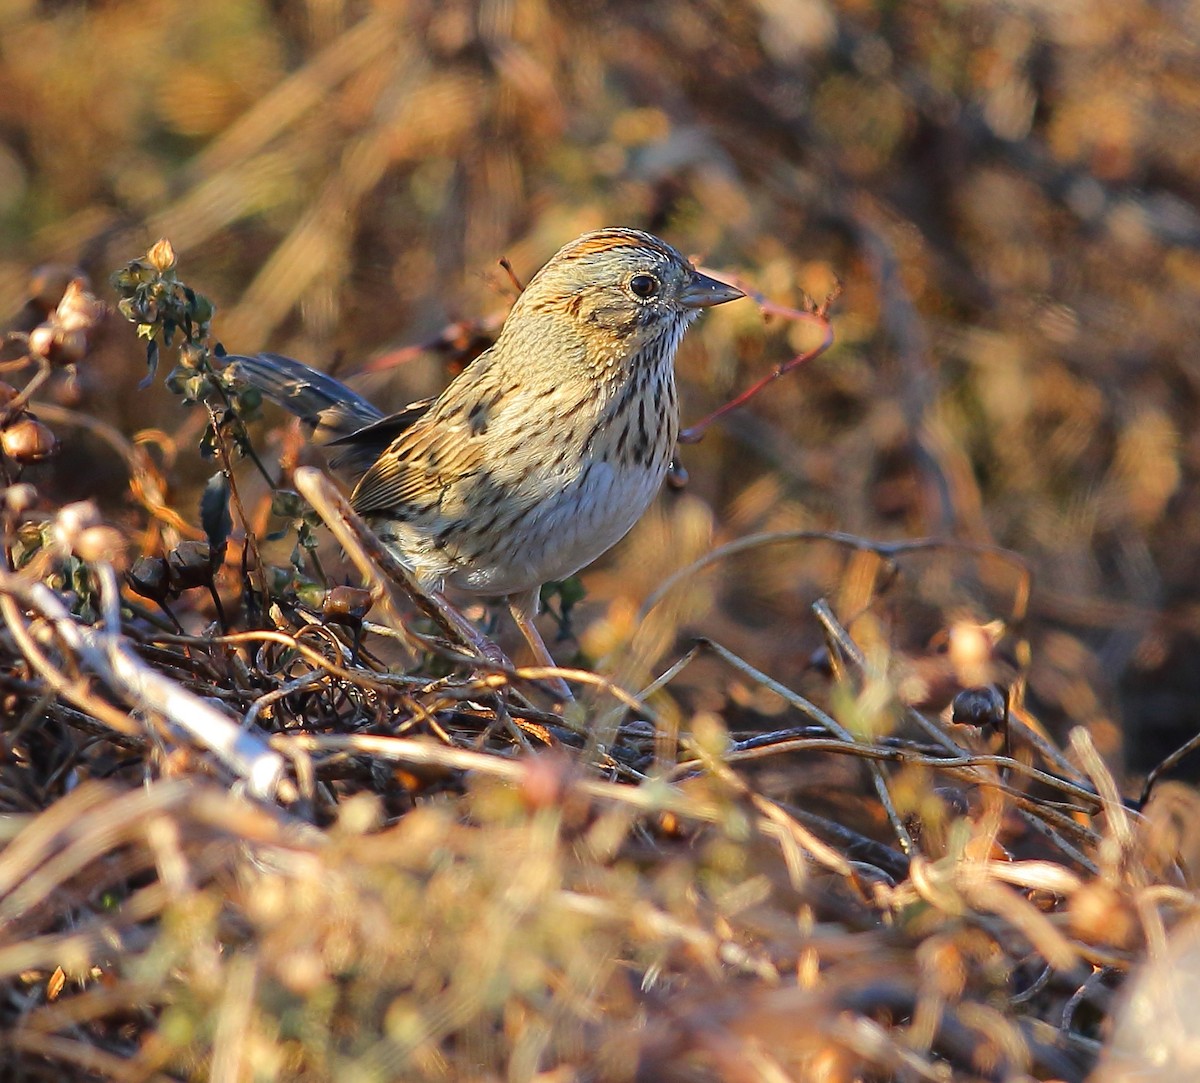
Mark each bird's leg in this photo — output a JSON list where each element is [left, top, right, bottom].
[[507, 588, 573, 701], [427, 587, 512, 669]]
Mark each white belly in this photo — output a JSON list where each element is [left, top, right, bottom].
[[375, 361, 680, 599], [374, 449, 669, 599]]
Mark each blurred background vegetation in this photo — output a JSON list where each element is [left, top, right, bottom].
[[7, 2, 1200, 1080], [2, 0, 1198, 768]]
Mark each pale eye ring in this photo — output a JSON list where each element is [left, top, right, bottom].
[[629, 273, 660, 299]]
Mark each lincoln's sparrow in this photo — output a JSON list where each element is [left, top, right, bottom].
[[229, 228, 743, 670]]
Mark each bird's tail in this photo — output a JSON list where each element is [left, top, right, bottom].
[[224, 352, 431, 479], [225, 352, 385, 442]]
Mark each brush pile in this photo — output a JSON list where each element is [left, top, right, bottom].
[[0, 245, 1195, 1081]]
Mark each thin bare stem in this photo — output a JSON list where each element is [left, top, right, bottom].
[[678, 280, 840, 444], [0, 566, 284, 800], [698, 636, 918, 856]]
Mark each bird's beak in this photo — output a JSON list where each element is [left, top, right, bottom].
[[681, 270, 744, 309]]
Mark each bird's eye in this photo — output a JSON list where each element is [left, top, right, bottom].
[[629, 273, 660, 299]]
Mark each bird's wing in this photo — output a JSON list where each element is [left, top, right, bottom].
[[348, 359, 505, 516], [227, 352, 441, 479], [349, 409, 488, 515], [325, 398, 436, 478]]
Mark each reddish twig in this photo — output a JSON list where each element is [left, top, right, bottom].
[[497, 256, 525, 294], [679, 276, 841, 444], [359, 314, 504, 374], [0, 353, 52, 429]]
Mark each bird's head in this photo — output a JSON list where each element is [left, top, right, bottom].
[[502, 228, 743, 366]]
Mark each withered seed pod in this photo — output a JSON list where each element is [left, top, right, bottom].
[[323, 584, 373, 627], [51, 370, 84, 408], [166, 541, 214, 592], [51, 326, 88, 367], [127, 555, 171, 602], [26, 323, 57, 361], [1, 417, 60, 464], [950, 685, 1008, 731], [27, 323, 87, 367], [55, 500, 102, 536], [28, 264, 88, 315], [55, 279, 105, 334], [2, 483, 37, 517], [74, 525, 128, 568]]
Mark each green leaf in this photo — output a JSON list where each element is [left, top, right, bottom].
[[540, 576, 587, 640], [190, 293, 214, 324], [297, 522, 319, 550], [140, 339, 159, 389], [200, 472, 233, 555], [271, 489, 304, 518], [236, 386, 262, 416], [198, 422, 219, 459]]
